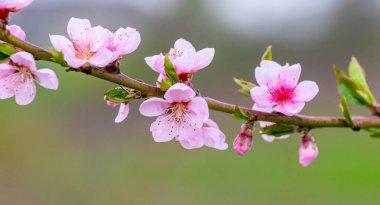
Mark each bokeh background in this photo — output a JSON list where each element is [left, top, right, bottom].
[[1, 0, 380, 204]]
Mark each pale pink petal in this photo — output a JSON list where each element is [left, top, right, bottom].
[[174, 38, 196, 55], [61, 48, 86, 68], [49, 35, 72, 52], [261, 134, 290, 143], [139, 98, 170, 117], [0, 63, 17, 78], [88, 48, 114, 67], [278, 63, 301, 87], [0, 73, 18, 99], [1, 0, 33, 10], [114, 27, 141, 55], [293, 81, 319, 102], [164, 83, 196, 103], [193, 48, 215, 72], [203, 127, 228, 150], [115, 103, 129, 123], [89, 26, 113, 52], [33, 69, 58, 90], [145, 54, 165, 73], [186, 97, 209, 127], [67, 18, 91, 43], [255, 60, 282, 88], [274, 102, 305, 116], [299, 141, 318, 167], [150, 115, 176, 142], [106, 100, 119, 108], [204, 119, 219, 129], [7, 25, 26, 40], [172, 52, 196, 73], [179, 131, 204, 150], [10, 51, 36, 71], [252, 103, 273, 113], [14, 77, 36, 105], [250, 87, 273, 108]]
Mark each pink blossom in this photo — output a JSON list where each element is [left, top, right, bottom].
[[0, 0, 33, 14], [106, 100, 130, 123], [250, 60, 319, 116], [139, 83, 209, 144], [145, 38, 215, 81], [179, 119, 228, 150], [107, 27, 141, 61], [253, 104, 289, 142], [233, 123, 253, 156], [0, 51, 58, 105], [3, 25, 26, 41], [299, 134, 318, 167], [49, 17, 114, 68]]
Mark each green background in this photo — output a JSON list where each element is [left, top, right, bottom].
[[1, 1, 380, 204]]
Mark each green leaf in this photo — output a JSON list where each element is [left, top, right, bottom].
[[340, 96, 353, 126], [261, 45, 272, 61], [0, 52, 9, 63], [0, 43, 17, 56], [164, 54, 179, 84], [232, 106, 250, 121], [158, 78, 173, 91], [364, 127, 380, 138], [104, 88, 135, 103], [348, 57, 375, 105], [261, 124, 294, 137], [334, 65, 372, 106], [49, 47, 68, 67], [233, 78, 256, 97]]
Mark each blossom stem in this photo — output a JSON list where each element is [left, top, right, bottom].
[[1, 29, 380, 129]]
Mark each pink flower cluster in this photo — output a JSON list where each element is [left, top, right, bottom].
[[145, 38, 215, 82], [139, 83, 227, 150], [0, 25, 58, 105], [50, 17, 141, 68]]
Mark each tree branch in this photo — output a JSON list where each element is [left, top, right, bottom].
[[1, 28, 380, 129]]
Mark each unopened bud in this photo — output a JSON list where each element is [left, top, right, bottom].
[[233, 122, 254, 156], [299, 134, 318, 167]]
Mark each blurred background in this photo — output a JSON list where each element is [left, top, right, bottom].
[[1, 0, 380, 204]]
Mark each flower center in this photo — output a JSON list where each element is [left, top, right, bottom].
[[169, 48, 183, 61], [165, 102, 188, 123], [268, 81, 295, 105], [73, 41, 94, 60]]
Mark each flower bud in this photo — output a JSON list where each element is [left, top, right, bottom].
[[233, 122, 254, 156], [299, 134, 318, 167]]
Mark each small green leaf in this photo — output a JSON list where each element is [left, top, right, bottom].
[[49, 47, 68, 67], [261, 45, 272, 61], [164, 54, 179, 84], [0, 43, 17, 56], [261, 124, 294, 136], [340, 96, 353, 126], [233, 78, 256, 97], [334, 65, 372, 106], [348, 57, 375, 105], [104, 88, 135, 103], [0, 52, 9, 63], [158, 78, 173, 91], [364, 127, 380, 138], [232, 106, 250, 121]]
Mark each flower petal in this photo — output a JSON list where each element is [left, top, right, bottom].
[[174, 38, 196, 55], [293, 81, 319, 102], [10, 51, 37, 71], [89, 26, 113, 52], [186, 97, 209, 127], [88, 48, 114, 67], [164, 83, 196, 103], [7, 25, 26, 41], [255, 60, 282, 88], [203, 127, 228, 150], [67, 17, 91, 43], [0, 73, 18, 99], [274, 102, 305, 116], [0, 63, 17, 78], [14, 77, 36, 105], [145, 54, 165, 73], [115, 103, 129, 123], [250, 87, 273, 108], [34, 69, 58, 90], [150, 115, 176, 142], [193, 48, 215, 72], [49, 35, 72, 52], [139, 97, 170, 117], [278, 63, 301, 87], [61, 48, 86, 68]]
